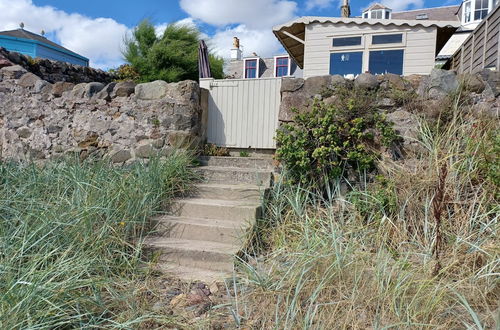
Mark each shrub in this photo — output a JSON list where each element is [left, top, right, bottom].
[[203, 143, 230, 157], [275, 90, 400, 190], [109, 64, 141, 82]]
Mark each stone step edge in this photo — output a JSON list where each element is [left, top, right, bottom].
[[152, 215, 248, 228], [143, 237, 240, 254], [173, 197, 262, 208], [192, 165, 273, 174]]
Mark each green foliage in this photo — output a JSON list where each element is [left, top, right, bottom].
[[0, 153, 197, 328], [239, 151, 250, 157], [123, 20, 224, 83], [203, 143, 230, 157], [275, 90, 400, 190], [108, 64, 141, 82]]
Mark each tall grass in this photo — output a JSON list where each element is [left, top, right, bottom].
[[236, 97, 499, 328], [0, 152, 197, 328]]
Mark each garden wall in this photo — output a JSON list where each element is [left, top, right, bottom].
[[0, 64, 203, 163]]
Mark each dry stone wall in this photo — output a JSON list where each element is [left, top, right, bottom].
[[0, 48, 114, 84], [0, 65, 203, 163]]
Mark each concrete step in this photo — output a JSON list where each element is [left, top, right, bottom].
[[198, 156, 274, 170], [170, 198, 261, 222], [153, 215, 247, 245], [193, 183, 266, 201], [144, 238, 238, 272], [195, 166, 272, 186], [155, 264, 232, 283]]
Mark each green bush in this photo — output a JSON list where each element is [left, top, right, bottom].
[[275, 90, 400, 190]]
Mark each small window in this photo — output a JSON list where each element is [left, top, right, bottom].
[[464, 0, 472, 23], [371, 10, 383, 19], [330, 51, 363, 76], [372, 34, 403, 45], [369, 50, 404, 75], [385, 10, 390, 19], [332, 36, 362, 47], [416, 13, 428, 20], [363, 13, 368, 18], [275, 57, 289, 77], [474, 0, 489, 20], [245, 59, 258, 79]]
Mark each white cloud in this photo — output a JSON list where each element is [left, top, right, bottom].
[[179, 0, 297, 29], [306, 0, 335, 10], [0, 0, 128, 69], [377, 0, 425, 11]]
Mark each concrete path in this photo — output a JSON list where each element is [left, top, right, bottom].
[[145, 156, 274, 282]]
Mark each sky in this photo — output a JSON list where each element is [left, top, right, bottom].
[[0, 0, 461, 69]]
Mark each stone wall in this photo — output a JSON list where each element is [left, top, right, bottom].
[[0, 47, 114, 84], [0, 65, 202, 163]]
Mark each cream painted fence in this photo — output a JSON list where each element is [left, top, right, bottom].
[[200, 78, 282, 149]]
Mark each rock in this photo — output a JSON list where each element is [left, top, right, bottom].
[[281, 78, 304, 93], [6, 51, 22, 64], [386, 110, 419, 144], [354, 73, 379, 89], [405, 74, 424, 90], [16, 126, 32, 138], [478, 69, 500, 98], [279, 91, 309, 122], [111, 149, 132, 163], [0, 65, 27, 79], [167, 131, 200, 149], [18, 72, 41, 88], [52, 82, 75, 97], [380, 73, 406, 90], [0, 58, 13, 69], [84, 82, 105, 98], [95, 82, 116, 101], [134, 140, 156, 158], [330, 74, 347, 88], [34, 80, 52, 94], [459, 73, 485, 93], [424, 69, 459, 99], [111, 81, 136, 97], [304, 75, 332, 96], [135, 80, 169, 100], [471, 101, 499, 119], [376, 98, 396, 109]]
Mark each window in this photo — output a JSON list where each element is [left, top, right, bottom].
[[464, 0, 472, 22], [363, 13, 368, 18], [416, 13, 428, 20], [244, 59, 258, 79], [371, 10, 383, 19], [330, 51, 363, 76], [372, 34, 403, 45], [275, 57, 289, 77], [369, 50, 404, 75], [385, 11, 390, 19], [332, 36, 362, 47], [474, 0, 489, 20]]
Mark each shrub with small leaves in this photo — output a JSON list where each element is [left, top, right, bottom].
[[276, 90, 400, 190]]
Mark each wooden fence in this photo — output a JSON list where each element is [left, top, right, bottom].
[[451, 5, 500, 73]]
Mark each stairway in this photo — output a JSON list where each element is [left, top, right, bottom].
[[144, 156, 274, 282]]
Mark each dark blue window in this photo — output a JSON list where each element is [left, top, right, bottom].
[[372, 34, 403, 44], [275, 57, 289, 77], [369, 50, 404, 75], [332, 36, 362, 47], [329, 52, 363, 76], [245, 59, 258, 78]]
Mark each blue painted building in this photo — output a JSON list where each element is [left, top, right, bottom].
[[0, 28, 89, 67]]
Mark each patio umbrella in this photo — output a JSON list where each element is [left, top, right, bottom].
[[198, 40, 212, 79]]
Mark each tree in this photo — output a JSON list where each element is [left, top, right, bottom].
[[123, 20, 224, 83]]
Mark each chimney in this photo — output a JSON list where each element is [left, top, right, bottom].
[[231, 37, 242, 61], [341, 0, 351, 18]]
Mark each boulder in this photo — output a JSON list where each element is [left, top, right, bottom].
[[478, 69, 500, 98], [0, 58, 13, 69], [70, 83, 87, 99], [16, 126, 32, 138], [386, 110, 419, 145], [84, 82, 105, 98], [52, 82, 75, 97], [110, 149, 132, 163], [0, 65, 27, 79], [459, 73, 485, 93], [422, 69, 459, 99], [279, 91, 310, 122], [354, 73, 379, 89], [18, 72, 41, 88], [281, 78, 304, 93], [134, 140, 156, 158], [95, 82, 116, 101], [135, 80, 169, 100], [405, 74, 425, 90], [304, 75, 332, 96], [34, 80, 52, 94], [6, 51, 22, 64], [330, 74, 348, 88], [380, 73, 406, 90], [111, 81, 136, 97], [167, 131, 200, 149]]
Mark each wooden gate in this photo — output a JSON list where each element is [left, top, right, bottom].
[[200, 77, 282, 149]]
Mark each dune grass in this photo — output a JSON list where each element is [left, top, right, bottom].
[[235, 95, 499, 329], [0, 152, 197, 329]]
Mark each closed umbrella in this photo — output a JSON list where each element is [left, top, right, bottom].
[[198, 40, 212, 79]]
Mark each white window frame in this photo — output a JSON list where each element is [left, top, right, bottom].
[[363, 8, 392, 19], [369, 32, 407, 49], [330, 34, 365, 51], [462, 0, 494, 24], [243, 57, 260, 79], [273, 55, 291, 77]]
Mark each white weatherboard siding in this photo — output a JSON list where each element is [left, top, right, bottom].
[[202, 78, 282, 149], [303, 22, 437, 78]]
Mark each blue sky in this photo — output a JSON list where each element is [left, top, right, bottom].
[[1, 0, 461, 68]]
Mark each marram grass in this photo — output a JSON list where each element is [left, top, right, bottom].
[[0, 152, 197, 329]]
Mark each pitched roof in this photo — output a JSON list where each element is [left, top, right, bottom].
[[273, 17, 461, 68], [0, 28, 88, 60], [392, 5, 460, 21], [364, 3, 391, 11]]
